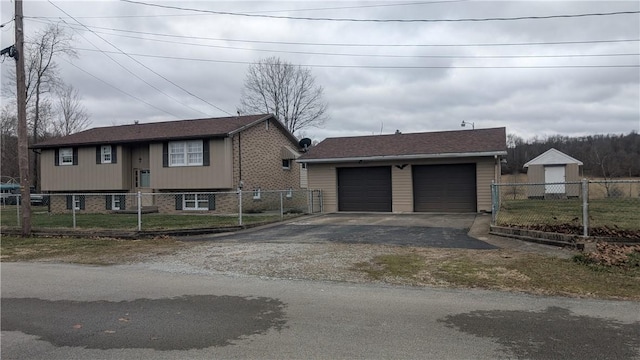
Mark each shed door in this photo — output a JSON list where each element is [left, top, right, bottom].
[[544, 166, 565, 193], [338, 167, 392, 212], [413, 164, 477, 212]]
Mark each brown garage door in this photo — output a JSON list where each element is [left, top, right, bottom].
[[338, 167, 392, 212], [413, 164, 477, 212]]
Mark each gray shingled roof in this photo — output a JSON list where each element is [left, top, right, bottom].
[[298, 127, 507, 162], [32, 114, 280, 148]]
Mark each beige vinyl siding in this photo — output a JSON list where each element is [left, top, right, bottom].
[[526, 163, 581, 198], [150, 138, 233, 189], [307, 156, 499, 213], [526, 164, 546, 198], [476, 158, 495, 212], [307, 163, 337, 212], [392, 165, 412, 212], [40, 146, 126, 191]]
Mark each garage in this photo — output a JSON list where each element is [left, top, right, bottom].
[[413, 164, 477, 212], [338, 167, 392, 212]]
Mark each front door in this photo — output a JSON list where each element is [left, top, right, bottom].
[[544, 166, 565, 194], [134, 169, 153, 206]]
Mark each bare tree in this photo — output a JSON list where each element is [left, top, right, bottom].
[[5, 23, 76, 190], [238, 57, 327, 134], [1, 103, 19, 178], [53, 84, 90, 136]]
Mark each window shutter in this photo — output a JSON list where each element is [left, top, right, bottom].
[[55, 149, 60, 166], [66, 195, 72, 209], [112, 146, 117, 164], [175, 194, 183, 210], [207, 194, 215, 210], [119, 195, 126, 210], [72, 148, 79, 165], [80, 196, 85, 210], [96, 147, 101, 164], [105, 195, 110, 209], [203, 140, 210, 166], [163, 143, 169, 167]]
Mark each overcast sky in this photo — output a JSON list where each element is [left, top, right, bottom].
[[1, 0, 639, 142]]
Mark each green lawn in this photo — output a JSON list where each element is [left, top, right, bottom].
[[0, 208, 291, 231], [496, 198, 640, 231]]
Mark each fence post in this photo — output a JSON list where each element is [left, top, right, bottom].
[[280, 191, 284, 220], [16, 196, 20, 226], [491, 181, 497, 225], [582, 178, 589, 237], [319, 190, 323, 213], [137, 191, 142, 232], [308, 190, 313, 214], [72, 194, 77, 229], [238, 189, 243, 226]]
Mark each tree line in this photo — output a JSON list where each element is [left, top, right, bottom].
[[504, 132, 640, 178]]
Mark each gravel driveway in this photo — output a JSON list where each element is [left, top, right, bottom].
[[141, 214, 571, 285]]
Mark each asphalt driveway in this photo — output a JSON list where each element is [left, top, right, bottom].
[[182, 213, 497, 249]]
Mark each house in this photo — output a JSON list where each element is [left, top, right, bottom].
[[31, 114, 305, 213], [523, 148, 583, 198], [297, 127, 507, 213]]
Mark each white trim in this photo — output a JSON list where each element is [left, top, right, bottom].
[[183, 193, 209, 210], [111, 195, 121, 210], [101, 145, 112, 164], [297, 151, 507, 164], [524, 148, 583, 168], [253, 188, 261, 200], [59, 147, 73, 166], [169, 140, 203, 167]]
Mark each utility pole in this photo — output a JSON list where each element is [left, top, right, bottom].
[[15, 0, 31, 236]]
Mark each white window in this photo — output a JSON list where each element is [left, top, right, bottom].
[[59, 148, 73, 165], [301, 163, 307, 169], [282, 159, 291, 169], [73, 197, 81, 210], [253, 188, 261, 200], [183, 193, 209, 210], [286, 188, 293, 198], [169, 140, 203, 166], [111, 195, 121, 210], [101, 145, 112, 163]]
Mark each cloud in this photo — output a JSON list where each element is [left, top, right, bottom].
[[1, 0, 638, 142]]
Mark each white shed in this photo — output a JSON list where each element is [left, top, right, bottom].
[[523, 148, 583, 198]]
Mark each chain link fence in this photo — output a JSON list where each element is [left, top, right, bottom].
[[1, 190, 322, 232], [492, 179, 640, 238]]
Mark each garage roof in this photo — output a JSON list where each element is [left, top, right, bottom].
[[299, 127, 507, 163]]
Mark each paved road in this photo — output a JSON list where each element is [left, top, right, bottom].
[[2, 262, 639, 360], [182, 213, 497, 249]]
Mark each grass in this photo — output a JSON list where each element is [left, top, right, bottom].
[[0, 236, 185, 265], [353, 254, 425, 280], [352, 250, 640, 300], [0, 208, 291, 231], [496, 198, 640, 231]]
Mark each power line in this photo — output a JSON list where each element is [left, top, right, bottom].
[[27, 1, 469, 18], [60, 58, 181, 118], [34, 19, 636, 60], [73, 46, 639, 61], [28, 18, 640, 48], [52, 16, 209, 118], [120, 0, 640, 23], [48, 1, 232, 116], [69, 49, 640, 69]]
